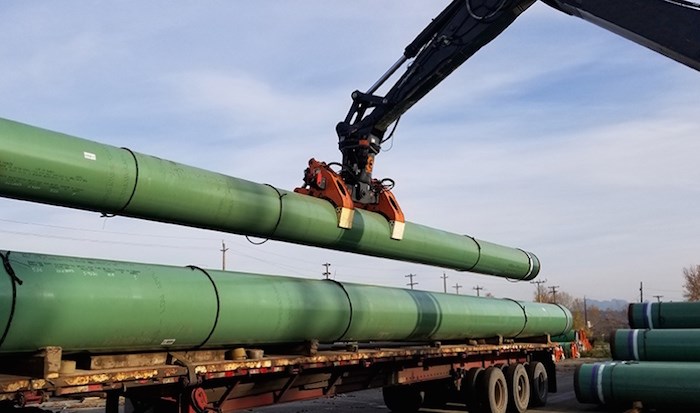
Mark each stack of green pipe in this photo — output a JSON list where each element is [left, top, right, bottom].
[[628, 301, 700, 329], [0, 117, 539, 280], [611, 328, 700, 362], [575, 361, 700, 408], [578, 303, 700, 408], [0, 250, 571, 354]]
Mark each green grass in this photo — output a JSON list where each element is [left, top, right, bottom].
[[580, 341, 611, 358]]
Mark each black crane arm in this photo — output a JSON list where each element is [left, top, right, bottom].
[[542, 0, 700, 72], [297, 0, 699, 238], [336, 0, 536, 204], [334, 0, 700, 206]]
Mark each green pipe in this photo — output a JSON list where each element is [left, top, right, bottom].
[[339, 284, 572, 341], [611, 328, 700, 362], [628, 302, 700, 329], [0, 117, 539, 280], [550, 330, 577, 342], [575, 361, 700, 408], [0, 250, 569, 353]]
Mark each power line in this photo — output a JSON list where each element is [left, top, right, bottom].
[[0, 227, 322, 276], [405, 273, 417, 289], [0, 218, 351, 271], [0, 227, 323, 276], [0, 217, 216, 241], [0, 229, 213, 250]]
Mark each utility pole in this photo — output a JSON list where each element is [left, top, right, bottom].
[[583, 296, 589, 328], [548, 285, 559, 303], [530, 279, 547, 302], [653, 295, 663, 303], [441, 272, 448, 293], [405, 273, 417, 290], [473, 285, 483, 297], [220, 240, 229, 270], [453, 283, 463, 295], [640, 281, 644, 303], [322, 263, 332, 280]]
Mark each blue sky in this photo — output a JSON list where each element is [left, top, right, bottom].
[[1, 2, 698, 302]]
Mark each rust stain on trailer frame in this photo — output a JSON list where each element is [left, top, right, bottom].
[[0, 342, 554, 402]]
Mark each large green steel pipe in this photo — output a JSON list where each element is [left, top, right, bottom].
[[575, 361, 700, 408], [339, 284, 572, 341], [628, 302, 700, 329], [611, 328, 700, 362], [0, 250, 569, 353], [0, 118, 539, 280]]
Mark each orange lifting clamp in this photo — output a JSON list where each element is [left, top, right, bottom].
[[294, 159, 405, 240], [360, 178, 405, 240], [294, 159, 355, 230]]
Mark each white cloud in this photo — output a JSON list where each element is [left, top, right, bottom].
[[0, 1, 698, 304]]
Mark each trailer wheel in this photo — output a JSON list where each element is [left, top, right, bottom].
[[526, 361, 548, 407], [382, 385, 422, 413], [422, 380, 449, 408], [505, 364, 530, 412], [480, 367, 507, 413], [124, 398, 157, 413], [462, 367, 484, 412]]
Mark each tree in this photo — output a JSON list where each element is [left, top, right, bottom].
[[683, 265, 700, 301], [585, 306, 627, 340], [528, 288, 628, 339]]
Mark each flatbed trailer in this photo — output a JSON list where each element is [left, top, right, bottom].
[[0, 339, 558, 413]]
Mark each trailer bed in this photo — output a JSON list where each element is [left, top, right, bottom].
[[1, 340, 558, 412]]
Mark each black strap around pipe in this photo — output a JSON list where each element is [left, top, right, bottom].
[[0, 251, 22, 349], [186, 265, 221, 348]]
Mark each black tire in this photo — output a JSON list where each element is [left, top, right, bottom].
[[480, 367, 508, 413], [526, 361, 548, 407], [124, 398, 158, 413], [505, 364, 530, 413], [382, 385, 423, 413], [422, 380, 450, 408], [462, 367, 485, 412]]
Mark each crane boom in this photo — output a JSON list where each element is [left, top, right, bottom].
[[297, 0, 700, 237], [543, 0, 700, 72], [336, 0, 536, 205]]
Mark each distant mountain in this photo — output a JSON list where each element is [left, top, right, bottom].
[[586, 298, 628, 311]]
